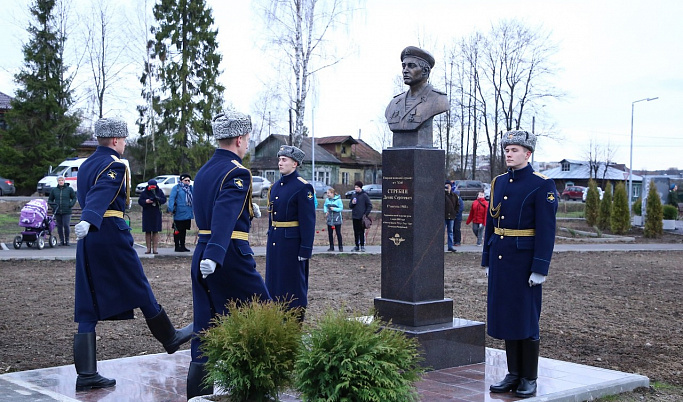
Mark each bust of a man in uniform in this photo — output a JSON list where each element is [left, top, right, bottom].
[[385, 46, 449, 148]]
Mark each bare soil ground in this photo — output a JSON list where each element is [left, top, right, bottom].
[[0, 199, 682, 400]]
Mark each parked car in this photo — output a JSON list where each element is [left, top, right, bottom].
[[452, 180, 486, 200], [311, 181, 333, 198], [345, 184, 382, 199], [135, 175, 190, 196], [0, 176, 16, 196], [582, 186, 604, 202], [561, 185, 587, 201], [251, 176, 272, 198], [483, 183, 491, 201]]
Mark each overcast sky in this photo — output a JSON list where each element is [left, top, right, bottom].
[[2, 0, 681, 171]]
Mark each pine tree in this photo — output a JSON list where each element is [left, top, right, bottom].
[[610, 181, 630, 235], [584, 179, 600, 227], [644, 181, 663, 238], [143, 0, 224, 176], [597, 181, 612, 231], [0, 0, 83, 195]]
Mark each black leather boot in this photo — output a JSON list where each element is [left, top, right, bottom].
[[515, 338, 540, 398], [174, 232, 182, 252], [145, 306, 193, 354], [490, 339, 521, 393], [186, 361, 213, 400], [73, 333, 116, 391]]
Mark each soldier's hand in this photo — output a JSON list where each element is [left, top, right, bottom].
[[75, 221, 91, 240], [298, 256, 308, 262], [252, 202, 261, 218], [528, 272, 546, 287], [200, 259, 217, 278], [484, 267, 489, 277]]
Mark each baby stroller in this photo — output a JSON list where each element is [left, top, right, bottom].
[[13, 199, 58, 249]]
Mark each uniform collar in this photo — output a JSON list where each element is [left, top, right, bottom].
[[96, 145, 121, 159], [280, 170, 300, 184], [507, 163, 534, 179], [214, 148, 241, 162]]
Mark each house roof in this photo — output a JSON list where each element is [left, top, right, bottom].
[[0, 91, 13, 110], [253, 134, 341, 165], [315, 136, 381, 166], [540, 159, 642, 182]]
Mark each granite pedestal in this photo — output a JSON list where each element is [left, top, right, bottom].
[[375, 147, 485, 370]]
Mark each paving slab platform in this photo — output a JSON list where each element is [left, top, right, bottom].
[[0, 348, 648, 402]]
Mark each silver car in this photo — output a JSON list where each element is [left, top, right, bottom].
[[252, 176, 272, 198]]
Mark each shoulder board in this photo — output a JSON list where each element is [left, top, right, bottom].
[[392, 92, 403, 98], [297, 177, 309, 184], [492, 172, 507, 182], [109, 155, 124, 164], [231, 160, 247, 169], [533, 172, 549, 180], [432, 88, 447, 95]]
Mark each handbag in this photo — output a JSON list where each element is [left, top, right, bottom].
[[327, 211, 342, 226], [362, 215, 372, 229]]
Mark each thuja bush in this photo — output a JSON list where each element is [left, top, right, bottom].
[[295, 310, 424, 402], [585, 179, 600, 226], [644, 181, 663, 238], [597, 181, 613, 231], [663, 205, 679, 220], [200, 297, 303, 402], [610, 181, 630, 234]]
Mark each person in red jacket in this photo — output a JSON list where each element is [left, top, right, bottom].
[[466, 191, 488, 246]]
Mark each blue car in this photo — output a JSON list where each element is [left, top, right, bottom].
[[0, 176, 16, 196]]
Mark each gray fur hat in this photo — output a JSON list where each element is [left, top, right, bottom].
[[94, 117, 128, 138], [277, 145, 305, 165], [212, 111, 252, 139], [501, 130, 536, 152]]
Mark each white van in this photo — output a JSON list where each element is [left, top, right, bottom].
[[36, 157, 130, 196], [36, 157, 87, 196]]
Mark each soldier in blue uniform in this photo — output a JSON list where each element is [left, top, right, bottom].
[[482, 130, 558, 398], [265, 145, 316, 321], [73, 118, 192, 392], [186, 111, 271, 399]]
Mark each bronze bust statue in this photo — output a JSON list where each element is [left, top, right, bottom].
[[385, 46, 449, 147]]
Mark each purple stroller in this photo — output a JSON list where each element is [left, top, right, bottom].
[[13, 199, 58, 249]]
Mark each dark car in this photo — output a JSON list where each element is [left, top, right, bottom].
[[311, 181, 333, 198], [0, 176, 16, 196], [452, 180, 485, 200], [561, 185, 586, 201], [345, 184, 382, 199]]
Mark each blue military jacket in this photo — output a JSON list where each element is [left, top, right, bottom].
[[265, 170, 316, 309], [482, 164, 558, 340], [75, 146, 154, 322]]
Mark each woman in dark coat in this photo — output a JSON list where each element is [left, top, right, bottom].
[[138, 179, 167, 254]]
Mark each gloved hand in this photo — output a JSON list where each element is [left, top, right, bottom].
[[75, 221, 91, 240], [484, 267, 489, 277], [298, 256, 308, 262], [529, 272, 546, 287], [200, 259, 217, 278], [252, 202, 261, 218]]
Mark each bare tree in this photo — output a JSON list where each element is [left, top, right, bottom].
[[255, 0, 361, 148], [82, 0, 129, 120]]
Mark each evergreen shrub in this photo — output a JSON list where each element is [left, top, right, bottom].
[[597, 181, 612, 231], [295, 310, 424, 402], [644, 181, 663, 238], [584, 179, 600, 226], [199, 297, 303, 402], [663, 205, 678, 220], [610, 182, 630, 234]]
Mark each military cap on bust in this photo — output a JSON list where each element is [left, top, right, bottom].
[[277, 145, 305, 165], [400, 46, 436, 68], [94, 117, 129, 138], [212, 111, 252, 139], [501, 130, 536, 152]]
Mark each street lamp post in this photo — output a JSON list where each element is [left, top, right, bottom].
[[628, 97, 658, 217]]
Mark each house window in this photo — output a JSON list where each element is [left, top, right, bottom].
[[561, 162, 570, 172], [341, 145, 347, 155], [265, 170, 277, 183], [341, 172, 349, 185], [314, 169, 331, 185]]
